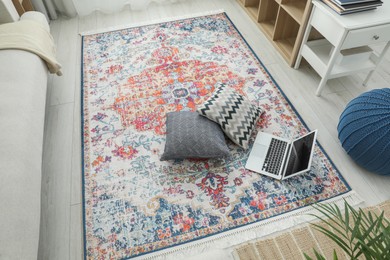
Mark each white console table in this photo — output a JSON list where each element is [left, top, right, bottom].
[[295, 0, 390, 96]]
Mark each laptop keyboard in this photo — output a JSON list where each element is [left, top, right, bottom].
[[262, 138, 288, 175]]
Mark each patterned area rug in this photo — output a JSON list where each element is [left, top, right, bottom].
[[81, 12, 356, 259]]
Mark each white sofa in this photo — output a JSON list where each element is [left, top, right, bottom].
[[0, 11, 50, 260]]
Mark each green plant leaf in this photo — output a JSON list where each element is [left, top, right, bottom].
[[351, 212, 363, 247], [313, 249, 327, 260], [311, 217, 349, 240], [311, 203, 345, 230], [345, 201, 350, 233], [309, 205, 350, 240], [349, 203, 360, 219], [312, 223, 352, 257], [335, 204, 344, 223], [304, 252, 313, 260], [333, 249, 339, 260], [304, 249, 329, 260], [306, 201, 390, 260], [360, 229, 386, 256], [359, 208, 374, 228], [353, 215, 383, 258]]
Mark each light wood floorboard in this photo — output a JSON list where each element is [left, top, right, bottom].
[[39, 103, 73, 260], [70, 204, 83, 260], [40, 0, 390, 259], [49, 17, 79, 106]]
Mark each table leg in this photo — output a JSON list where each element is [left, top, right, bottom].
[[316, 76, 329, 96], [294, 13, 315, 69], [362, 41, 390, 87], [362, 70, 374, 87]]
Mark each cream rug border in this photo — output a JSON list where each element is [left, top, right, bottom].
[[79, 9, 225, 36], [134, 191, 363, 260]]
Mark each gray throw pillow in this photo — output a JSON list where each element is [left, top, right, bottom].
[[197, 83, 263, 149], [160, 111, 230, 160]]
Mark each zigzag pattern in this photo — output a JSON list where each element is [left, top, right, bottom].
[[197, 83, 263, 149]]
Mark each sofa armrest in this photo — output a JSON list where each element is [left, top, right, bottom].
[[20, 11, 49, 32]]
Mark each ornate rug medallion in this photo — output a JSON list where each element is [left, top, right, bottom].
[[81, 13, 352, 259]]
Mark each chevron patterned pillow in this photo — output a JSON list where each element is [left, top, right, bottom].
[[197, 83, 263, 149]]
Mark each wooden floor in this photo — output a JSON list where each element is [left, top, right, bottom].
[[39, 0, 390, 259]]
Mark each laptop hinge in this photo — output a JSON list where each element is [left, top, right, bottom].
[[280, 143, 292, 180]]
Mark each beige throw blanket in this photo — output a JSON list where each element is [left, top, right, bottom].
[[0, 20, 62, 75]]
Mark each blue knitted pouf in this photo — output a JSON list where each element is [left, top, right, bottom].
[[337, 88, 390, 175]]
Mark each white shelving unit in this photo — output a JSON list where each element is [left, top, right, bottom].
[[295, 0, 390, 96]]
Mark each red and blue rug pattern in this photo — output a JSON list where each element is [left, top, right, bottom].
[[81, 12, 351, 259]]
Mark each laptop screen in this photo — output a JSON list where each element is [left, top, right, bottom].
[[284, 131, 316, 177]]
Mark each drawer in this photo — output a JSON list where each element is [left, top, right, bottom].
[[311, 6, 345, 46], [342, 23, 390, 49]]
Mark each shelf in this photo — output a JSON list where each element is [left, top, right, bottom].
[[258, 0, 278, 22], [259, 20, 276, 39], [273, 8, 300, 63], [274, 8, 299, 39], [301, 39, 331, 76], [247, 6, 260, 20], [11, 0, 34, 15], [244, 0, 260, 20], [238, 0, 313, 67], [275, 37, 296, 61], [258, 0, 279, 35], [244, 0, 260, 6], [302, 39, 377, 78], [281, 0, 308, 24], [331, 58, 376, 79]]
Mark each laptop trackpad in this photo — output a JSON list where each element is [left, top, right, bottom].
[[252, 143, 267, 159]]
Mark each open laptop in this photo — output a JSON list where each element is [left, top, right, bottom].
[[245, 130, 317, 180]]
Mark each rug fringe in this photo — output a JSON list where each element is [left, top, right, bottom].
[[133, 191, 363, 260], [79, 9, 225, 36]]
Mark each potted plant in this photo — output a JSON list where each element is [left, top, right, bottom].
[[305, 201, 390, 260]]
